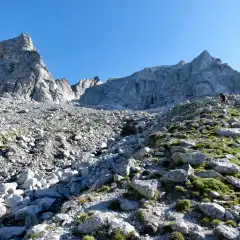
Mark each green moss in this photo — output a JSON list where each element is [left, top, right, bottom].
[[200, 216, 213, 226], [175, 199, 192, 213], [212, 219, 222, 226], [77, 212, 94, 224], [226, 220, 237, 227], [28, 232, 44, 240], [192, 177, 232, 196], [108, 200, 121, 211], [202, 198, 212, 203], [228, 108, 240, 117], [111, 228, 126, 240], [136, 209, 146, 222], [175, 186, 187, 194], [97, 185, 110, 193], [170, 231, 185, 240], [82, 236, 95, 240], [230, 158, 240, 167]]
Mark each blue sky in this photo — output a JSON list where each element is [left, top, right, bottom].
[[1, 1, 240, 84]]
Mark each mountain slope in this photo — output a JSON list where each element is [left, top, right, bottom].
[[79, 50, 240, 109]]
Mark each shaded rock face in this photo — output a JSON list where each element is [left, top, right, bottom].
[[0, 33, 61, 102], [79, 50, 240, 110], [55, 77, 102, 101]]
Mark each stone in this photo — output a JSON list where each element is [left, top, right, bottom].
[[113, 174, 124, 182], [25, 213, 39, 229], [32, 197, 56, 211], [40, 212, 54, 221], [225, 211, 235, 221], [170, 146, 187, 154], [46, 173, 59, 186], [171, 219, 189, 234], [215, 224, 239, 239], [212, 159, 240, 174], [22, 177, 38, 189], [54, 213, 71, 223], [196, 170, 224, 180], [209, 191, 221, 198], [226, 176, 240, 188], [108, 218, 138, 237], [198, 203, 226, 219], [161, 169, 188, 183], [131, 179, 158, 199], [25, 223, 62, 240], [0, 203, 7, 218], [34, 188, 61, 199], [0, 182, 17, 197], [136, 147, 151, 157], [17, 169, 35, 185], [15, 205, 43, 220], [0, 226, 26, 239], [218, 128, 240, 137], [120, 198, 140, 211], [76, 214, 105, 234], [116, 158, 136, 176], [4, 194, 23, 208], [182, 152, 207, 166]]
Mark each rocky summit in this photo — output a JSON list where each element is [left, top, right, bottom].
[[2, 34, 240, 240], [0, 34, 101, 102], [79, 51, 240, 110]]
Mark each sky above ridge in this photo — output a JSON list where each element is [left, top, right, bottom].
[[1, 1, 240, 84]]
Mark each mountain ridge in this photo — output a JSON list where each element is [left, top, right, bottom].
[[1, 34, 240, 110]]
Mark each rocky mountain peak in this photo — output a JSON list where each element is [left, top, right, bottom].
[[80, 50, 240, 110]]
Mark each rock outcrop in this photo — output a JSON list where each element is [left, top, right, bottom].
[[0, 33, 62, 101], [55, 77, 102, 101], [0, 34, 102, 102], [79, 50, 240, 109]]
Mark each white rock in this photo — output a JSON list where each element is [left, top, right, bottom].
[[76, 214, 105, 234], [4, 194, 23, 208], [131, 179, 158, 199], [15, 205, 43, 220], [199, 203, 226, 220], [216, 224, 239, 239]]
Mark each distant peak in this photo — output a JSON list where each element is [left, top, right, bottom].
[[198, 50, 212, 59], [178, 60, 186, 66]]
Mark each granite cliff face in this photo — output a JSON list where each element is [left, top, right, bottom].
[[0, 34, 101, 102], [79, 51, 240, 109], [0, 33, 62, 101]]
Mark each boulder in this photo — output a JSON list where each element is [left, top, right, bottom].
[[161, 169, 188, 183], [215, 224, 239, 239], [131, 179, 158, 199], [218, 128, 240, 137], [108, 217, 138, 237], [15, 205, 43, 220], [76, 214, 105, 234], [0, 226, 26, 239], [0, 182, 17, 198], [226, 176, 240, 188], [196, 170, 224, 180], [32, 197, 56, 211], [34, 188, 62, 199], [4, 194, 23, 208], [120, 199, 140, 211], [198, 203, 225, 219], [211, 159, 240, 174]]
